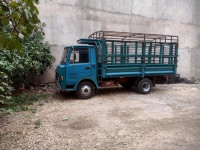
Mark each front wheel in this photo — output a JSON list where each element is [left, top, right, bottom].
[[76, 81, 95, 99], [137, 78, 152, 94]]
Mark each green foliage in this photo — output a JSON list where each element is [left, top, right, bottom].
[[0, 72, 13, 103], [0, 29, 55, 85], [0, 93, 48, 116], [0, 1, 54, 112], [0, 0, 40, 51]]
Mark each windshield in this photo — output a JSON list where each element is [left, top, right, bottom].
[[60, 48, 69, 64]]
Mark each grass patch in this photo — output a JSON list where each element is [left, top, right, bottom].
[[0, 93, 48, 116], [38, 102, 44, 106], [29, 107, 37, 113], [34, 119, 41, 129]]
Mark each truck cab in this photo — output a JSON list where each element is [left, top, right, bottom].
[[56, 45, 98, 99]]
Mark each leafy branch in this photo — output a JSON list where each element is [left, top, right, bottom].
[[0, 0, 40, 51]]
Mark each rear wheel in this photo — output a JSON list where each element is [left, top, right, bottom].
[[137, 78, 152, 94], [76, 81, 95, 99]]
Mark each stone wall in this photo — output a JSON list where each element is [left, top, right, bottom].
[[37, 0, 200, 83]]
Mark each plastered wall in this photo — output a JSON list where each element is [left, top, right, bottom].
[[37, 0, 200, 83]]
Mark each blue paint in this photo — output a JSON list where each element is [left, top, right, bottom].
[[56, 45, 98, 91]]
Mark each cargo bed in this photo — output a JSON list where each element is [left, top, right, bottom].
[[87, 31, 178, 79]]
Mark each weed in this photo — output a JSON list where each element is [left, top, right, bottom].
[[38, 102, 44, 106], [37, 94, 48, 99], [34, 119, 41, 129], [0, 93, 48, 116], [20, 105, 29, 111], [29, 107, 37, 113], [0, 108, 13, 117]]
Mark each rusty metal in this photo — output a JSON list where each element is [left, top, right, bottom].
[[101, 81, 115, 87], [88, 31, 178, 44]]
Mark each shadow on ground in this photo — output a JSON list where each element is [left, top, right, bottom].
[[52, 87, 140, 101]]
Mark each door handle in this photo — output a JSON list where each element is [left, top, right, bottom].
[[85, 66, 91, 70]]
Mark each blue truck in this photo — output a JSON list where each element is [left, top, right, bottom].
[[56, 31, 178, 99]]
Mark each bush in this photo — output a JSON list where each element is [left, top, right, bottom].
[[0, 28, 54, 110], [0, 1, 53, 116], [0, 72, 13, 104], [0, 28, 55, 85]]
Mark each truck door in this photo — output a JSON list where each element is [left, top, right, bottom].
[[66, 47, 91, 87]]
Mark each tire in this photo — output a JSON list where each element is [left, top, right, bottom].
[[137, 78, 152, 94], [120, 83, 133, 89], [76, 81, 95, 99]]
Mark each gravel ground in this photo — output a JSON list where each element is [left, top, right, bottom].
[[0, 83, 200, 150]]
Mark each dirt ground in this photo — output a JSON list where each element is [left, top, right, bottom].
[[0, 83, 200, 150]]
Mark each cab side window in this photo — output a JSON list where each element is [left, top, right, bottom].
[[70, 48, 89, 63]]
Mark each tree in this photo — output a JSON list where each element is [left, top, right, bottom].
[[0, 0, 54, 104], [0, 0, 40, 51]]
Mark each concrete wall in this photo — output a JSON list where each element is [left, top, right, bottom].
[[37, 0, 200, 83]]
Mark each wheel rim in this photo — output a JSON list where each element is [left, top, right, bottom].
[[142, 82, 150, 92], [80, 85, 91, 96]]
